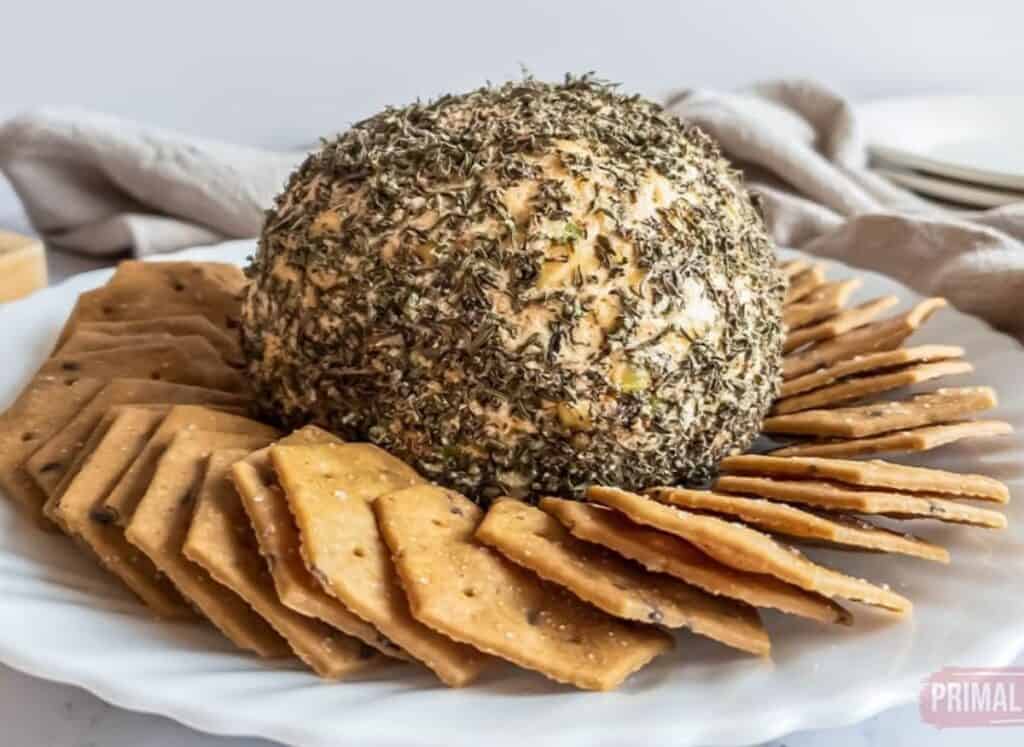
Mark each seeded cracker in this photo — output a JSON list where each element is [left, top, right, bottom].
[[762, 386, 998, 438], [232, 428, 409, 660], [713, 477, 1006, 528], [185, 449, 380, 677], [780, 345, 965, 399], [768, 421, 1014, 458], [45, 407, 194, 617], [783, 298, 947, 379], [772, 360, 974, 414], [783, 278, 862, 330], [376, 484, 673, 690], [539, 498, 851, 625], [27, 380, 247, 502], [646, 487, 949, 562], [477, 499, 770, 656], [783, 296, 899, 353], [586, 486, 912, 614], [718, 454, 1010, 502], [270, 442, 487, 686]]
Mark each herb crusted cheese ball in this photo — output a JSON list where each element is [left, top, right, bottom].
[[242, 76, 784, 499]]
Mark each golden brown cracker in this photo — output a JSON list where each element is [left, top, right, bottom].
[[26, 380, 247, 501], [125, 433, 286, 656], [785, 264, 827, 304], [772, 360, 974, 414], [0, 375, 105, 524], [56, 260, 246, 347], [783, 298, 948, 379], [586, 486, 912, 614], [46, 406, 194, 618], [646, 487, 948, 562], [270, 442, 485, 687], [768, 421, 1014, 459], [58, 331, 176, 356], [762, 386, 998, 438], [783, 296, 899, 353], [102, 405, 278, 527], [719, 453, 1010, 502], [185, 449, 381, 677], [68, 315, 242, 364], [783, 278, 862, 330], [477, 499, 770, 656], [780, 345, 965, 399], [780, 259, 811, 279], [539, 497, 851, 625], [713, 476, 1006, 528], [232, 429, 408, 661], [376, 485, 673, 690]]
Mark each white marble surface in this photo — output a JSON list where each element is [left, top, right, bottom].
[[2, 199, 1022, 746]]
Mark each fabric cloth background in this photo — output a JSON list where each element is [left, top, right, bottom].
[[1, 81, 1021, 339]]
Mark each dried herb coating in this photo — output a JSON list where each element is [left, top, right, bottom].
[[242, 75, 784, 499]]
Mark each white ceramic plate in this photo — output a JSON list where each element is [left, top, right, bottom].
[[1, 240, 1023, 747], [858, 95, 1024, 191], [873, 166, 1024, 209]]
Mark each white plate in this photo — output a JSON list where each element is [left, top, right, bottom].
[[858, 95, 1024, 191], [1, 240, 1023, 747], [874, 166, 1024, 209]]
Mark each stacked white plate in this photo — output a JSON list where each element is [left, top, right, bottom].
[[858, 95, 1024, 208]]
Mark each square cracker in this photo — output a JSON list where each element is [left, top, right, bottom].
[[646, 487, 948, 562], [185, 449, 381, 678], [0, 375, 105, 524], [376, 484, 673, 690], [67, 316, 242, 364], [783, 296, 898, 353], [713, 476, 1006, 528], [55, 260, 246, 347], [586, 486, 912, 614], [39, 337, 245, 392], [101, 405, 279, 528], [772, 359, 974, 415], [783, 298, 947, 379], [232, 428, 408, 661], [58, 331, 177, 356], [477, 498, 769, 656], [783, 278, 861, 330], [45, 406, 195, 618], [780, 345, 964, 399], [540, 498, 850, 625], [29, 379, 247, 503], [270, 442, 487, 687], [762, 386, 998, 439], [720, 453, 1010, 503], [125, 432, 288, 657], [768, 421, 1014, 459], [785, 264, 827, 304]]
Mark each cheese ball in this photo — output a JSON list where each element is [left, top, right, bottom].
[[242, 76, 784, 498]]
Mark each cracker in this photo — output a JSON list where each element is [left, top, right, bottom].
[[68, 316, 242, 364], [780, 258, 811, 279], [539, 497, 851, 625], [646, 487, 949, 562], [477, 499, 770, 656], [780, 345, 964, 399], [0, 376, 105, 524], [762, 386, 998, 438], [28, 379, 247, 502], [39, 338, 245, 392], [783, 298, 948, 379], [768, 421, 1014, 459], [55, 261, 245, 347], [232, 429, 409, 661], [713, 476, 1007, 528], [58, 331, 176, 356], [783, 296, 899, 353], [783, 278, 862, 330], [376, 484, 673, 690], [270, 442, 487, 687], [187, 449, 381, 677], [586, 486, 912, 614], [45, 406, 195, 618], [772, 360, 974, 414], [785, 264, 827, 304], [718, 454, 1010, 503]]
